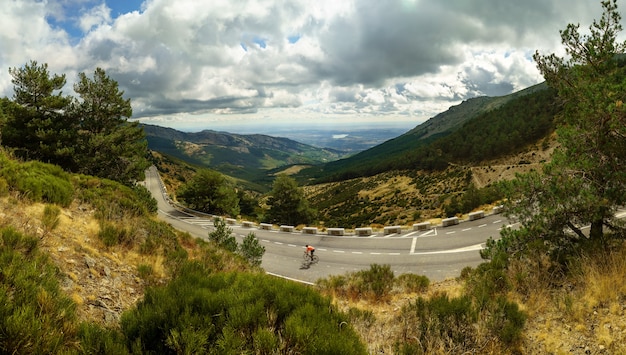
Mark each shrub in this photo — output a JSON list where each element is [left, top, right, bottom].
[[237, 232, 265, 267], [487, 296, 526, 346], [74, 175, 156, 220], [0, 227, 79, 354], [41, 204, 61, 234], [396, 273, 430, 293], [98, 222, 132, 247], [0, 160, 74, 206], [0, 177, 8, 196], [77, 322, 129, 355], [208, 218, 237, 252], [356, 264, 395, 301], [120, 268, 367, 354], [317, 264, 396, 302], [396, 293, 478, 354], [137, 264, 154, 281]]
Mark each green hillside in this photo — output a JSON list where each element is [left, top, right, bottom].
[[297, 82, 555, 183], [142, 124, 346, 183]]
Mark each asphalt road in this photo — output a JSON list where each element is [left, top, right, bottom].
[[143, 166, 511, 284]]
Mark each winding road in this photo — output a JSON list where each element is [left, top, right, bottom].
[[144, 166, 512, 284]]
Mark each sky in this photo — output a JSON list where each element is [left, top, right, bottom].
[[0, 0, 622, 133]]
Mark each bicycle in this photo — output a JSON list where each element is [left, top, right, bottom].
[[303, 251, 319, 264]]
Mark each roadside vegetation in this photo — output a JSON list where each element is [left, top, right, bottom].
[[1, 1, 626, 354]]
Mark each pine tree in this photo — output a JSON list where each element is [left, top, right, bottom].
[[72, 68, 150, 184], [501, 0, 626, 257], [266, 174, 316, 225], [4, 61, 76, 167]]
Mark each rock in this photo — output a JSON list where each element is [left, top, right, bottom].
[[84, 255, 96, 269]]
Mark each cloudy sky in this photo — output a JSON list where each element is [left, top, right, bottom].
[[0, 0, 620, 132]]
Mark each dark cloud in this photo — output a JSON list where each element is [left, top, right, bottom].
[[0, 0, 616, 128]]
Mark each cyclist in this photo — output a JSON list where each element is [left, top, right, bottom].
[[305, 244, 315, 259]]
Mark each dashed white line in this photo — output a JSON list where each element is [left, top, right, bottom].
[[478, 224, 487, 228], [333, 250, 345, 253], [462, 228, 472, 232], [352, 252, 363, 254]]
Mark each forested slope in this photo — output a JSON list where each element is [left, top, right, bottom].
[[298, 83, 557, 183]]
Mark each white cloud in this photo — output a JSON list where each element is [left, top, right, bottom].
[[1, 0, 622, 131], [79, 3, 112, 33]]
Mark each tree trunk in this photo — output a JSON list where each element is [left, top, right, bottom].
[[589, 219, 603, 240]]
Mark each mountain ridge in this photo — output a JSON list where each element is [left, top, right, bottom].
[[141, 123, 347, 182]]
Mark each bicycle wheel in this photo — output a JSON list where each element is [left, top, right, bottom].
[[303, 252, 310, 261], [311, 255, 319, 264]]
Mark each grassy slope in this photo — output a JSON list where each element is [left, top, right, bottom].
[[1, 151, 626, 354]]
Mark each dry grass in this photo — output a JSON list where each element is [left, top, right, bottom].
[[327, 278, 465, 353], [517, 243, 626, 354], [0, 193, 171, 324], [578, 247, 626, 308]]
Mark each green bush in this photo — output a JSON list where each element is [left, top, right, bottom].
[[237, 232, 265, 267], [487, 296, 526, 346], [120, 267, 367, 354], [317, 264, 396, 301], [137, 264, 154, 280], [98, 222, 132, 247], [0, 227, 79, 354], [0, 160, 74, 206], [397, 293, 478, 354], [0, 177, 8, 196], [356, 264, 395, 301], [396, 273, 430, 293], [41, 204, 61, 233], [74, 175, 156, 220], [77, 322, 129, 355], [208, 218, 237, 252]]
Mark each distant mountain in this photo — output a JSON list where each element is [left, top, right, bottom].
[[142, 124, 346, 181], [298, 82, 557, 182]]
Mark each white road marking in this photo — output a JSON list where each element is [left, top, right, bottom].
[[412, 243, 484, 255]]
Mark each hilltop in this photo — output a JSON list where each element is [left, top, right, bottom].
[[142, 123, 346, 187]]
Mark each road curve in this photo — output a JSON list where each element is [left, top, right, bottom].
[[143, 166, 509, 284]]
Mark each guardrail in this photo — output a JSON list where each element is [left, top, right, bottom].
[[148, 167, 505, 237]]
